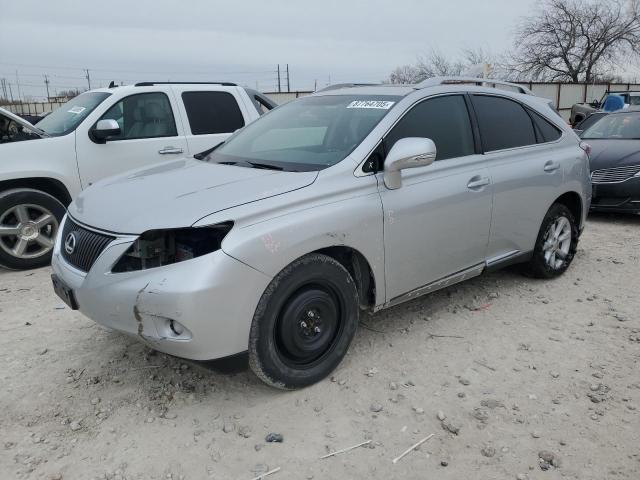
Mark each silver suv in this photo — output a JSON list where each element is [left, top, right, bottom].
[[51, 77, 592, 389]]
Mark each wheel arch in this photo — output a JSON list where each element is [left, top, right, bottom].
[[552, 191, 583, 226], [0, 178, 72, 207], [313, 246, 376, 311]]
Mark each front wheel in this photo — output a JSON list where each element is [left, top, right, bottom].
[[524, 203, 579, 279], [0, 189, 65, 270], [249, 253, 359, 390]]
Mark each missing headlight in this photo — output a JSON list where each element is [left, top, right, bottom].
[[112, 222, 233, 272]]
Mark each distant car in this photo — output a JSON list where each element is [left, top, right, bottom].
[[570, 91, 640, 126], [581, 111, 640, 213], [0, 82, 275, 270], [573, 111, 609, 135], [51, 77, 591, 389]]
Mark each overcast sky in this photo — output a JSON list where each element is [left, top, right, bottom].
[[0, 0, 535, 100]]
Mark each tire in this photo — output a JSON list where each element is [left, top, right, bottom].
[[523, 203, 579, 279], [249, 253, 359, 390], [0, 188, 66, 270]]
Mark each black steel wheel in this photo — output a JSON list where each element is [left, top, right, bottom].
[[249, 253, 359, 389]]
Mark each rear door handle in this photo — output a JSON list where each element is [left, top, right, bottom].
[[159, 146, 184, 155], [467, 176, 490, 190], [544, 160, 560, 172]]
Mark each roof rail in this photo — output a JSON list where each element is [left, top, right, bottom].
[[134, 81, 237, 87], [415, 76, 533, 95], [317, 82, 380, 92]]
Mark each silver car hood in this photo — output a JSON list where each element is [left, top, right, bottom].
[[70, 158, 318, 234]]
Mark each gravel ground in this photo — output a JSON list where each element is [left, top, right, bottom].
[[1, 213, 639, 480]]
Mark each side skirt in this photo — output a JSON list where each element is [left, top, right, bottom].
[[375, 250, 533, 312]]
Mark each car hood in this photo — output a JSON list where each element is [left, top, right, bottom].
[[70, 158, 318, 234], [586, 139, 640, 171]]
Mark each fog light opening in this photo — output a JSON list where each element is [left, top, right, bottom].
[[169, 320, 185, 336]]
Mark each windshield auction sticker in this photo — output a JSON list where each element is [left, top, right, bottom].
[[347, 100, 395, 109], [68, 106, 86, 114]]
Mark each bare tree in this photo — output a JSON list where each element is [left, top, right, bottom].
[[388, 48, 494, 84], [510, 0, 640, 82]]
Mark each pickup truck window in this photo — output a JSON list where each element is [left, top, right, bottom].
[[181, 91, 245, 135], [36, 92, 111, 137], [99, 92, 177, 140]]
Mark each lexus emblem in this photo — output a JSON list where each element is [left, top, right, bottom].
[[64, 232, 77, 255]]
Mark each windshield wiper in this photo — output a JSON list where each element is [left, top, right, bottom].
[[246, 161, 284, 171], [194, 141, 224, 160]]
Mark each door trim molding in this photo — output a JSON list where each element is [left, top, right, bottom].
[[382, 262, 485, 310]]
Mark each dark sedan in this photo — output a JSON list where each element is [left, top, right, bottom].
[[581, 111, 640, 213]]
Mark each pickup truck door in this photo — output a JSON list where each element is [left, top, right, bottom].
[[170, 85, 256, 156], [75, 90, 189, 187]]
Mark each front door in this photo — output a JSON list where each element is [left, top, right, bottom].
[[75, 91, 189, 187], [378, 95, 493, 302]]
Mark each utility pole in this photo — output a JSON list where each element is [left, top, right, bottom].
[[277, 64, 281, 93], [44, 74, 50, 100], [0, 78, 6, 99], [8, 82, 14, 103], [84, 68, 91, 90], [15, 70, 22, 102], [286, 64, 290, 93]]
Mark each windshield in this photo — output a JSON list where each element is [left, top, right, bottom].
[[36, 92, 111, 136], [208, 95, 401, 171], [582, 113, 640, 139]]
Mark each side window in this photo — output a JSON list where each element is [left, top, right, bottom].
[[182, 91, 245, 135], [99, 92, 177, 140], [384, 95, 475, 161], [528, 109, 562, 143], [472, 95, 536, 151]]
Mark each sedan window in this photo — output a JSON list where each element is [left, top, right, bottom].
[[582, 113, 640, 139]]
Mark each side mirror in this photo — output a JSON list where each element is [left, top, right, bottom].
[[91, 119, 121, 143], [384, 137, 437, 189]]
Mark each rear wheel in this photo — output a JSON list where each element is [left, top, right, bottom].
[[524, 203, 578, 278], [0, 189, 65, 270], [249, 253, 359, 389]]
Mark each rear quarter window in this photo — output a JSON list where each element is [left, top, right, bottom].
[[182, 91, 245, 135], [528, 109, 562, 143], [472, 95, 537, 151]]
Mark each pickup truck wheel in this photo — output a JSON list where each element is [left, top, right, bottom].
[[249, 253, 359, 390], [524, 203, 578, 279], [0, 189, 65, 270]]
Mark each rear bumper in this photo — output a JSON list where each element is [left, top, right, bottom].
[[590, 178, 640, 213], [51, 225, 271, 361]]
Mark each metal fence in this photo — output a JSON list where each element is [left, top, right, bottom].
[[5, 82, 640, 121]]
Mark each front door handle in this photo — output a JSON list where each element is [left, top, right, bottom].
[[159, 146, 184, 155], [544, 160, 560, 172], [467, 176, 490, 190]]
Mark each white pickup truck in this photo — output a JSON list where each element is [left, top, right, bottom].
[[0, 82, 275, 269]]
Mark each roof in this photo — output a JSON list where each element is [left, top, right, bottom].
[[313, 77, 533, 98]]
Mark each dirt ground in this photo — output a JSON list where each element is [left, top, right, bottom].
[[1, 213, 639, 480]]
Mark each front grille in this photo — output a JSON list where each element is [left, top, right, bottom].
[[591, 164, 640, 184], [60, 217, 115, 272]]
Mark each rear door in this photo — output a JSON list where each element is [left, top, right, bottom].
[[75, 90, 188, 186], [471, 94, 564, 263], [172, 86, 252, 156]]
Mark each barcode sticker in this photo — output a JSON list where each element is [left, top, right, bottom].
[[347, 100, 395, 110]]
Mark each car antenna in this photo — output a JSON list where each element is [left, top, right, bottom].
[[108, 81, 116, 88]]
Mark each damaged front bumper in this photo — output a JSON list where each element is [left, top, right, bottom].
[[51, 225, 271, 360]]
